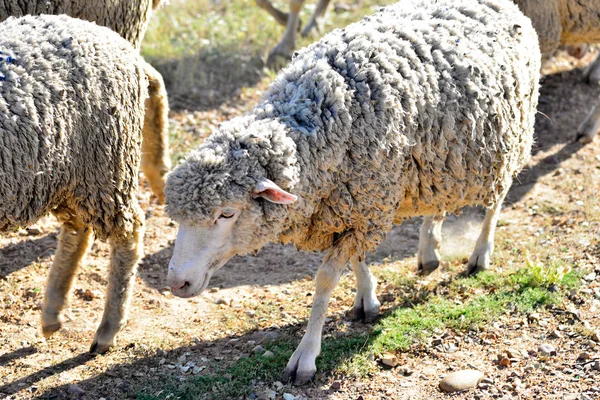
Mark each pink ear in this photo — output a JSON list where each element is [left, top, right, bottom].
[[253, 178, 298, 205]]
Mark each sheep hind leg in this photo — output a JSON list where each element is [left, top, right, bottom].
[[283, 248, 349, 385], [300, 0, 332, 37], [267, 0, 305, 68], [42, 210, 93, 337], [90, 209, 144, 354], [141, 61, 171, 203], [466, 196, 506, 275], [255, 0, 290, 26], [351, 256, 380, 322], [417, 215, 444, 275]]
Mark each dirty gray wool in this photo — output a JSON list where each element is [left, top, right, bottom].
[[513, 0, 600, 53], [0, 15, 147, 240], [166, 0, 540, 258], [0, 0, 166, 49]]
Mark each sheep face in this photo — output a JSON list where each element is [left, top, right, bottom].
[[167, 178, 297, 298]]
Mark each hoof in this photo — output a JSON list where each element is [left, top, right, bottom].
[[89, 341, 113, 354], [576, 131, 595, 145], [417, 260, 440, 276], [352, 300, 380, 323], [282, 366, 316, 386], [42, 322, 61, 338], [466, 259, 486, 276], [266, 51, 292, 70]]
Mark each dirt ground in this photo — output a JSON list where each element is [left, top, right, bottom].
[[1, 45, 600, 400]]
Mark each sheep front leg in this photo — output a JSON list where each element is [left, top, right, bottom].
[[576, 102, 600, 144], [583, 53, 600, 86], [255, 0, 290, 26], [42, 213, 93, 337], [300, 0, 331, 37], [351, 256, 380, 322], [90, 213, 144, 354], [417, 215, 443, 275], [267, 0, 305, 67], [466, 196, 506, 275], [283, 249, 349, 385], [141, 61, 171, 203]]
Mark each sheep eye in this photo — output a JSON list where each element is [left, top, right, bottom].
[[219, 210, 235, 219]]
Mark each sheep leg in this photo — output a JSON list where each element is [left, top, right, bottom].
[[255, 0, 290, 26], [41, 212, 93, 337], [300, 0, 331, 37], [90, 210, 144, 354], [267, 0, 305, 67], [466, 197, 506, 275], [417, 215, 444, 275], [283, 248, 349, 385], [351, 256, 380, 322], [583, 53, 600, 85], [141, 61, 171, 203], [576, 101, 600, 144]]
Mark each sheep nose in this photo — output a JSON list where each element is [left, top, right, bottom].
[[169, 279, 190, 292]]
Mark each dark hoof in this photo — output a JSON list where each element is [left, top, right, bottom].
[[466, 261, 485, 276], [417, 260, 440, 276], [89, 341, 112, 354], [42, 323, 61, 338], [576, 131, 594, 144], [282, 367, 316, 386], [353, 302, 380, 323]]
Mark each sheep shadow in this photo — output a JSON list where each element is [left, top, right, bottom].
[[0, 233, 57, 279], [146, 44, 266, 112], [8, 270, 466, 400]]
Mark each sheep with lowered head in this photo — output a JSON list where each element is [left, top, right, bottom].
[[0, 14, 149, 353], [0, 0, 171, 201], [165, 0, 540, 384]]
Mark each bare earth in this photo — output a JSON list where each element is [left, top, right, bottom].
[[1, 50, 600, 400]]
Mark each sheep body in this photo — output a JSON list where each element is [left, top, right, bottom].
[[0, 14, 147, 352], [167, 0, 540, 257], [0, 0, 171, 200]]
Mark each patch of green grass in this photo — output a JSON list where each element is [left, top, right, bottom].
[[137, 257, 583, 399]]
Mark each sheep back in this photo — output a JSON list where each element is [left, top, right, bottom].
[[0, 15, 147, 240]]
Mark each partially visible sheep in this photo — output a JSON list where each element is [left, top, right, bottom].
[[0, 0, 171, 201], [165, 0, 540, 384], [256, 0, 332, 66], [513, 0, 600, 143], [0, 14, 149, 353]]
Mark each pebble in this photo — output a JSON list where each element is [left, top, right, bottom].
[[506, 349, 521, 359], [245, 310, 256, 317], [67, 384, 85, 396], [330, 381, 341, 391], [263, 389, 277, 399], [592, 331, 600, 342], [282, 394, 295, 400], [252, 345, 265, 354], [551, 330, 563, 339], [439, 370, 484, 393], [262, 350, 275, 358], [381, 353, 399, 367], [538, 343, 557, 357], [584, 272, 597, 282], [499, 357, 511, 367], [215, 298, 230, 305]]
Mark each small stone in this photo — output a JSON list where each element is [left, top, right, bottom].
[[439, 370, 484, 393], [192, 366, 205, 374], [330, 381, 341, 391], [283, 394, 296, 400], [551, 330, 563, 339], [156, 348, 167, 357], [539, 320, 548, 327], [262, 350, 275, 358], [245, 310, 256, 317], [592, 361, 600, 371], [577, 352, 590, 361], [67, 384, 85, 396], [26, 227, 43, 235], [273, 381, 284, 391], [584, 272, 597, 282], [209, 287, 219, 293], [401, 367, 414, 376], [252, 345, 265, 354], [538, 343, 556, 357], [381, 353, 399, 367], [215, 298, 230, 305], [499, 357, 511, 367], [506, 349, 521, 359], [592, 331, 600, 342], [528, 313, 540, 322], [263, 389, 277, 399]]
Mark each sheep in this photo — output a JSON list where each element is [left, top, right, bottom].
[[512, 0, 600, 143], [0, 0, 171, 202], [0, 14, 149, 353], [164, 0, 540, 384], [256, 0, 332, 66]]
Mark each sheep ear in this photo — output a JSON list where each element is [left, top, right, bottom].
[[253, 178, 297, 205]]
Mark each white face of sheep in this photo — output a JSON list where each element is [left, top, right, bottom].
[[167, 178, 298, 298]]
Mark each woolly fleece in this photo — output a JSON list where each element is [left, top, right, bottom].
[[0, 0, 165, 49], [0, 15, 148, 240], [166, 0, 541, 258]]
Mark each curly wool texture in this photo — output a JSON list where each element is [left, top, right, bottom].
[[0, 15, 148, 240], [0, 0, 166, 49], [513, 0, 600, 53], [166, 0, 540, 257]]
